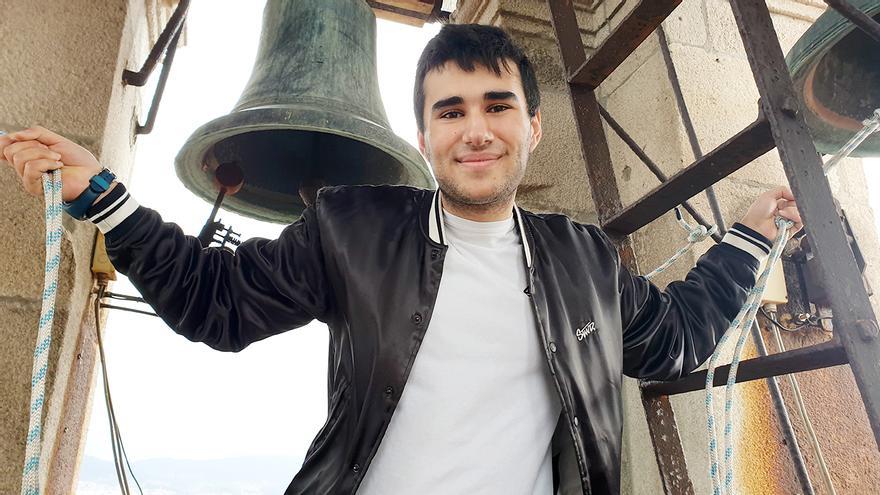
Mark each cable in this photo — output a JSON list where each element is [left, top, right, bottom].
[[94, 281, 144, 495], [759, 307, 810, 332], [759, 307, 833, 334], [766, 308, 837, 495]]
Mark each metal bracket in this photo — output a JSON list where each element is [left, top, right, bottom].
[[124, 0, 190, 135], [123, 0, 190, 87]]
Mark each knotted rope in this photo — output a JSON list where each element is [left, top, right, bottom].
[[705, 216, 794, 495], [644, 207, 718, 280], [21, 170, 63, 495]]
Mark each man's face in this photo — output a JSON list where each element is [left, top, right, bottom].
[[417, 61, 542, 209]]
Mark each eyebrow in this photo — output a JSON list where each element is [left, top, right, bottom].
[[485, 91, 517, 102], [431, 96, 463, 112], [430, 91, 520, 112]]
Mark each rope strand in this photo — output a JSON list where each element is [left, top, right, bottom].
[[21, 170, 63, 495], [645, 207, 717, 280], [705, 216, 794, 495]]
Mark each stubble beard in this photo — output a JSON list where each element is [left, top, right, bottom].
[[435, 151, 528, 217]]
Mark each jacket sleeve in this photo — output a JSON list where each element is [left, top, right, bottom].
[[603, 223, 773, 381], [89, 183, 334, 352]]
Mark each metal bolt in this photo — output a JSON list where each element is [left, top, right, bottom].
[[781, 96, 799, 118], [856, 319, 879, 341]]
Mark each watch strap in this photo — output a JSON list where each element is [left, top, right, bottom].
[[62, 168, 117, 220]]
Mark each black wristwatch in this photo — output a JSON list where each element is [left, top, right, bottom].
[[62, 168, 117, 220]]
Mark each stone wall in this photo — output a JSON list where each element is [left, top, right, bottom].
[[0, 1, 175, 492]]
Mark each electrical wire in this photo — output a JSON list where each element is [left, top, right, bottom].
[[94, 282, 144, 495], [765, 308, 837, 495], [759, 307, 833, 333]]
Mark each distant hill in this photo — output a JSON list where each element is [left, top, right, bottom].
[[76, 455, 303, 495]]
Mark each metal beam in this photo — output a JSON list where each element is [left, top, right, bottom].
[[567, 0, 683, 89], [603, 117, 774, 236], [547, 2, 696, 492], [641, 342, 848, 397], [729, 0, 880, 448]]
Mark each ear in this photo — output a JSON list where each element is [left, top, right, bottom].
[[417, 130, 427, 157], [529, 108, 543, 152]]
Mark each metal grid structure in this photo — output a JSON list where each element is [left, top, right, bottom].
[[545, 0, 880, 492]]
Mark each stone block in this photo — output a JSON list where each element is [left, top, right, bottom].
[[602, 49, 691, 207], [662, 0, 709, 48], [0, 302, 70, 495]]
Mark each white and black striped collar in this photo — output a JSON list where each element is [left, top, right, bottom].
[[427, 189, 533, 269]]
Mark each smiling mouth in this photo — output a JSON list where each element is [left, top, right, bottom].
[[458, 158, 498, 168], [457, 155, 502, 168]]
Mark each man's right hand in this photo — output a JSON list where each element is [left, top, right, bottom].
[[1, 126, 106, 203]]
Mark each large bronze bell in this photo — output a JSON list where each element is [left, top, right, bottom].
[[176, 0, 434, 223], [787, 0, 880, 157]]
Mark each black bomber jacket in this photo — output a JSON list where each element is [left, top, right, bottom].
[[93, 182, 771, 494]]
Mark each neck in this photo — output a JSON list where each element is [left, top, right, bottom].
[[439, 191, 515, 222]]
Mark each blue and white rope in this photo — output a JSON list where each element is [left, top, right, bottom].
[[704, 216, 794, 495], [20, 170, 63, 495], [645, 207, 717, 280]]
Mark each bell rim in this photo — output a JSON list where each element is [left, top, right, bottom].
[[175, 105, 437, 223], [786, 0, 880, 156], [786, 0, 880, 77]]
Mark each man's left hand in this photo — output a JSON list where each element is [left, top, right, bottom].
[[739, 185, 803, 241]]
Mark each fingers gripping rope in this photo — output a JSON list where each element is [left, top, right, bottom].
[[644, 207, 718, 281], [21, 171, 63, 495], [705, 216, 794, 495]]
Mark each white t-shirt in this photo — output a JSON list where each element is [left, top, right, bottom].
[[357, 208, 563, 494]]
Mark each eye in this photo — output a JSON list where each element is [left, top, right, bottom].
[[488, 104, 510, 113], [439, 110, 463, 119]]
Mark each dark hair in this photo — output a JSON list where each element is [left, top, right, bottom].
[[413, 24, 541, 132]]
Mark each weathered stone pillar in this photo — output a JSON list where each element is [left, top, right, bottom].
[[0, 1, 174, 492], [453, 0, 880, 493]]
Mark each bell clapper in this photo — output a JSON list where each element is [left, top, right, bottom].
[[197, 163, 245, 250]]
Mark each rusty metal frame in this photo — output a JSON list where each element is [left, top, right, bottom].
[[727, 0, 880, 444], [641, 341, 848, 396], [547, 1, 696, 492], [546, 0, 880, 493], [596, 103, 722, 243]]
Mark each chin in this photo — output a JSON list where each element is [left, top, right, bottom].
[[454, 187, 507, 206]]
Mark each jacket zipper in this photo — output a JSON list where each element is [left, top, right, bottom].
[[520, 216, 590, 494]]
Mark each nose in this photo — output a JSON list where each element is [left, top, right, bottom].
[[461, 112, 493, 147]]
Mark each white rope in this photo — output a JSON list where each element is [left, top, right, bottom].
[[705, 216, 794, 495], [20, 170, 63, 495], [823, 108, 880, 174], [644, 207, 717, 280]]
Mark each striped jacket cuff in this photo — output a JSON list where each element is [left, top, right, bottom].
[[721, 222, 773, 261], [86, 182, 139, 234]]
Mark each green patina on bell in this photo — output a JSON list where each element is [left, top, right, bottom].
[[176, 0, 435, 223], [786, 0, 880, 157]]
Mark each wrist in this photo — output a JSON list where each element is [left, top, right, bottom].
[[94, 181, 118, 205], [62, 168, 117, 220]]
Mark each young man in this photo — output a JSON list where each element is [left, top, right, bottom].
[[3, 24, 800, 495]]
